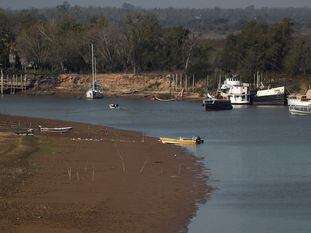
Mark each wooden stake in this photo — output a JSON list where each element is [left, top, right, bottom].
[[92, 167, 95, 182], [67, 168, 72, 182], [178, 164, 182, 175], [76, 171, 80, 182], [140, 160, 148, 174], [141, 129, 145, 143], [119, 155, 126, 173]]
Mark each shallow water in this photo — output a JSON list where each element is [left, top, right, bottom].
[[1, 96, 311, 233]]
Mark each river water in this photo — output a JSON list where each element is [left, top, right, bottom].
[[1, 96, 311, 233]]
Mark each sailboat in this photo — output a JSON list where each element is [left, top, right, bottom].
[[86, 44, 104, 99]]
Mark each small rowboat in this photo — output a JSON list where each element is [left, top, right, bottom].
[[159, 136, 204, 145], [38, 125, 73, 133], [154, 97, 175, 102], [109, 104, 119, 109]]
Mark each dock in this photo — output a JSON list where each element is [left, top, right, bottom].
[[0, 70, 31, 95]]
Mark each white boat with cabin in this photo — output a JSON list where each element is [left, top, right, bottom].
[[220, 75, 251, 104]]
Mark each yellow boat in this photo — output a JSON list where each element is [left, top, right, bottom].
[[159, 136, 204, 145]]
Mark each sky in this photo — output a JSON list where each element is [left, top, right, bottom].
[[0, 0, 311, 10]]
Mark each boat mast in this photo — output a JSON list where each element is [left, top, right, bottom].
[[91, 44, 95, 91], [94, 57, 97, 83]]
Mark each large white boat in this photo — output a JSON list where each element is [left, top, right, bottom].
[[86, 44, 103, 99], [220, 75, 251, 104]]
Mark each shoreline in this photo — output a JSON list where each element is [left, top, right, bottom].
[[12, 90, 205, 102], [0, 114, 210, 233]]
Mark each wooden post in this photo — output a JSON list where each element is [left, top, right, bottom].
[[24, 75, 27, 92], [13, 75, 16, 94], [0, 69, 3, 96], [180, 74, 182, 89], [206, 75, 209, 94], [10, 75, 13, 94], [18, 74, 23, 91], [185, 74, 188, 91]]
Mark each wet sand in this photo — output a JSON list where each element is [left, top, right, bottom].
[[0, 114, 209, 233]]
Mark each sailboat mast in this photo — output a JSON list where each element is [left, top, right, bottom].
[[91, 44, 95, 91], [94, 57, 97, 83]]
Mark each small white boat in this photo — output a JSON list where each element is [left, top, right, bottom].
[[109, 104, 119, 109], [38, 125, 73, 133], [289, 105, 311, 116]]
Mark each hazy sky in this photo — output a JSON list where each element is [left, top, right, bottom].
[[1, 0, 311, 10]]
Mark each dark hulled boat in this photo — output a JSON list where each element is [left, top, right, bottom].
[[202, 98, 233, 111], [250, 86, 287, 105]]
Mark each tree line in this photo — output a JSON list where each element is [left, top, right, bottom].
[[0, 6, 311, 82]]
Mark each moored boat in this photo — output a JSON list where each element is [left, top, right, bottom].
[[289, 105, 311, 116], [202, 95, 232, 111], [287, 90, 311, 106], [109, 103, 119, 109], [154, 96, 175, 102], [38, 125, 73, 133], [86, 44, 104, 99], [159, 136, 204, 145], [220, 75, 251, 104], [251, 86, 287, 105]]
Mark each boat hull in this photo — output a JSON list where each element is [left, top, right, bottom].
[[251, 93, 287, 105], [203, 99, 232, 111], [39, 126, 73, 133], [159, 137, 203, 145], [289, 106, 311, 116], [86, 89, 103, 99]]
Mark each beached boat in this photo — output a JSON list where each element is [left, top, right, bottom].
[[39, 125, 73, 133], [220, 75, 251, 104], [109, 103, 119, 109], [289, 105, 311, 116], [159, 136, 204, 145], [16, 128, 34, 136], [202, 94, 232, 111], [86, 44, 104, 99]]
